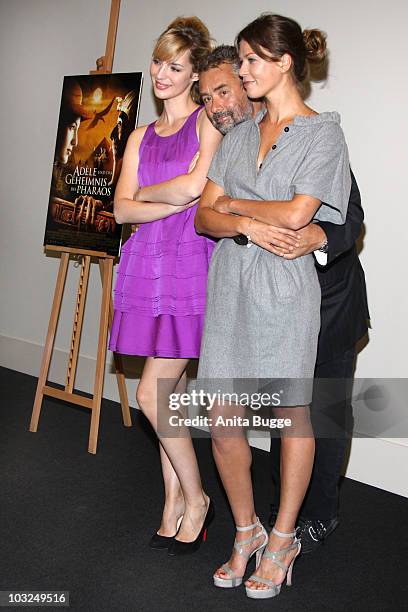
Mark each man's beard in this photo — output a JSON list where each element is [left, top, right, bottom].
[[211, 107, 252, 135]]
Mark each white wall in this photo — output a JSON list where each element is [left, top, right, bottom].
[[1, 0, 407, 496]]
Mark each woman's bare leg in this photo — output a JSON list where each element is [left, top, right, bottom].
[[246, 405, 315, 590], [156, 372, 187, 536], [137, 358, 209, 542], [211, 402, 265, 580]]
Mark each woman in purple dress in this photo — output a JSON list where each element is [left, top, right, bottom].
[[110, 17, 221, 554]]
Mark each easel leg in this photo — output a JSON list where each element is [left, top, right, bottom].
[[99, 260, 131, 427], [30, 253, 70, 432], [89, 258, 113, 453], [66, 255, 91, 393]]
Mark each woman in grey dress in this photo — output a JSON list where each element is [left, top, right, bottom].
[[195, 14, 351, 599]]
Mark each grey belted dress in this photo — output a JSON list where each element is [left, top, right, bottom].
[[197, 110, 351, 406]]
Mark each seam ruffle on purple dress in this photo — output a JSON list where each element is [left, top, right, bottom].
[[109, 107, 215, 358]]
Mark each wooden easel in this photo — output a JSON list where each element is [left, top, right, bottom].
[[29, 0, 130, 454]]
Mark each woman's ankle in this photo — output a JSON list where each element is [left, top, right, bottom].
[[184, 492, 209, 512], [235, 514, 258, 531], [162, 495, 184, 517]]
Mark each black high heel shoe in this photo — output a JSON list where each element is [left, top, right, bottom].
[[167, 499, 214, 556], [149, 515, 183, 550]]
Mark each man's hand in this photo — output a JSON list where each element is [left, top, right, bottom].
[[241, 219, 301, 253], [282, 223, 327, 259], [211, 197, 326, 257], [240, 220, 326, 257]]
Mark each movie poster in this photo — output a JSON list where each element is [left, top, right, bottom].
[[43, 72, 143, 256]]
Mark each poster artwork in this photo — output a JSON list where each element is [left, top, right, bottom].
[[43, 72, 143, 256]]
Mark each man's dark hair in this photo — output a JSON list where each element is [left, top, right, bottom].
[[200, 45, 240, 74]]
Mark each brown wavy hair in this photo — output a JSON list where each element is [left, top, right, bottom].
[[236, 13, 327, 85]]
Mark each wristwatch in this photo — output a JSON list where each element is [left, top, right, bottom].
[[233, 233, 253, 248], [233, 217, 255, 248], [318, 239, 328, 254], [233, 234, 249, 245]]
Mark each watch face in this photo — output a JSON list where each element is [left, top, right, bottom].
[[233, 234, 249, 245]]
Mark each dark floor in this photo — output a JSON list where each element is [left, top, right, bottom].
[[1, 366, 407, 611]]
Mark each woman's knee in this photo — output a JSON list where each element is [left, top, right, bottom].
[[274, 405, 313, 437], [136, 383, 156, 416], [211, 433, 244, 455]]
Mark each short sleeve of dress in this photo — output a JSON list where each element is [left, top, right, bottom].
[[207, 130, 234, 190], [292, 120, 351, 225]]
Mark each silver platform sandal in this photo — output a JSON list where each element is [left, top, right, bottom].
[[213, 517, 268, 588], [245, 526, 301, 599]]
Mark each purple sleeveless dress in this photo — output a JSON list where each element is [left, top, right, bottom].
[[109, 107, 215, 358]]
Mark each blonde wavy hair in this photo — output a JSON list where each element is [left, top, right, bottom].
[[153, 17, 213, 102]]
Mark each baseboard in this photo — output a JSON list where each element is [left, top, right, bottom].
[[1, 333, 407, 498], [0, 333, 141, 408], [341, 437, 407, 497]]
